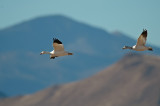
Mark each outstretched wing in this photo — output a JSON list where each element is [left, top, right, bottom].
[[53, 38, 64, 51], [136, 29, 147, 46]]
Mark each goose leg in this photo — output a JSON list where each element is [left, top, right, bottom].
[[50, 57, 55, 59]]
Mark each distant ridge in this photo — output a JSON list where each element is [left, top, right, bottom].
[[0, 15, 160, 96], [0, 54, 160, 106], [0, 92, 6, 98]]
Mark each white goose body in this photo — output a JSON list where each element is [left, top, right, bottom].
[[40, 38, 73, 59], [122, 29, 153, 51], [132, 45, 149, 51], [52, 50, 69, 56]]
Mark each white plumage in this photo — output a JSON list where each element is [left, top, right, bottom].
[[122, 29, 153, 51], [40, 38, 73, 59]]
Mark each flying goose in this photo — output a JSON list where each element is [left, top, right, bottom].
[[40, 38, 73, 59], [122, 29, 153, 51]]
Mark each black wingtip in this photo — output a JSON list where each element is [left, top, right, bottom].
[[53, 38, 62, 44], [142, 29, 147, 34]]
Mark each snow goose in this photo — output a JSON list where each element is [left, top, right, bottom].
[[122, 29, 153, 51], [40, 38, 73, 59]]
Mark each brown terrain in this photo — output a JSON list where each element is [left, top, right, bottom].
[[0, 53, 160, 106]]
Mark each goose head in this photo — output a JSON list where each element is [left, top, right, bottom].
[[40, 51, 45, 55], [122, 46, 132, 50]]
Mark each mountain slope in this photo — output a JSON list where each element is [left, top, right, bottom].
[[1, 54, 160, 106], [0, 92, 6, 98], [0, 15, 160, 96]]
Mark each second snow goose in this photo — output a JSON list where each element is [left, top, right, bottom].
[[40, 38, 73, 59], [122, 29, 153, 51]]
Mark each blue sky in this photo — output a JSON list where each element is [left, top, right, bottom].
[[0, 0, 160, 47]]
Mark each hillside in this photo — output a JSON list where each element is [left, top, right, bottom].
[[0, 92, 6, 98], [0, 15, 160, 96], [0, 54, 160, 106]]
